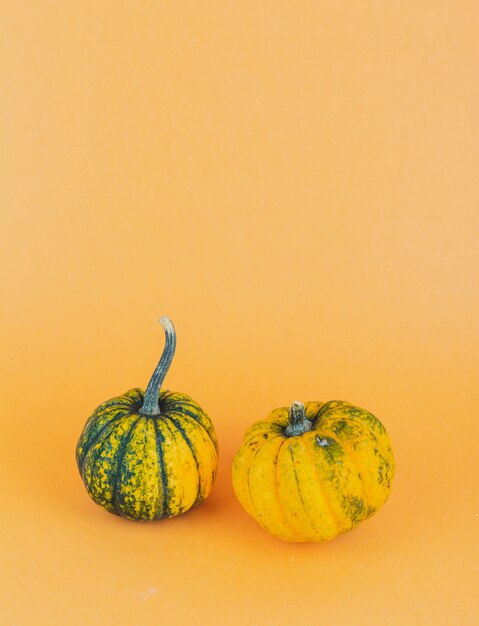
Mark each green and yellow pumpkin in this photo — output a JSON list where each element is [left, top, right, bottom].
[[232, 400, 394, 542], [76, 317, 218, 520]]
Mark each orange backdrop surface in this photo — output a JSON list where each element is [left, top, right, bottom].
[[1, 2, 478, 625]]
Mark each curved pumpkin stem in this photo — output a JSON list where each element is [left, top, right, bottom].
[[139, 316, 176, 417], [285, 401, 312, 437]]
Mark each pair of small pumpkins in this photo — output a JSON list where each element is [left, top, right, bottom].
[[76, 318, 395, 542]]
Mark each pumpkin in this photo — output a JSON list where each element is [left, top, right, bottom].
[[232, 400, 394, 542], [76, 317, 218, 520]]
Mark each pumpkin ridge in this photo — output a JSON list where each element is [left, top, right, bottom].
[[273, 438, 309, 540], [112, 416, 145, 517], [271, 438, 299, 540], [78, 409, 133, 470], [245, 436, 292, 540], [121, 388, 145, 404], [245, 437, 270, 521], [162, 415, 201, 505], [168, 407, 217, 450], [160, 414, 200, 515], [80, 415, 131, 478], [164, 401, 208, 417], [317, 427, 368, 513], [92, 395, 137, 416], [287, 443, 323, 540], [320, 414, 379, 450], [302, 437, 338, 535], [326, 405, 385, 433], [81, 399, 133, 436], [162, 394, 197, 407], [267, 408, 290, 429], [320, 416, 381, 451], [153, 417, 170, 519], [241, 425, 284, 447], [161, 417, 191, 515], [158, 390, 176, 402], [165, 399, 206, 414], [312, 401, 352, 424]]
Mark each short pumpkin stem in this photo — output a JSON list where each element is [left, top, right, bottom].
[[285, 401, 312, 437], [139, 316, 176, 417]]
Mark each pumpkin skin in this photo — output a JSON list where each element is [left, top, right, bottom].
[[232, 400, 394, 542], [76, 317, 218, 520], [76, 389, 218, 520]]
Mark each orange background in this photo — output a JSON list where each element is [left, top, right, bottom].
[[1, 2, 478, 625]]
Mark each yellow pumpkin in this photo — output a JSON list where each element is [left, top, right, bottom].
[[76, 317, 218, 520], [232, 400, 394, 542]]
